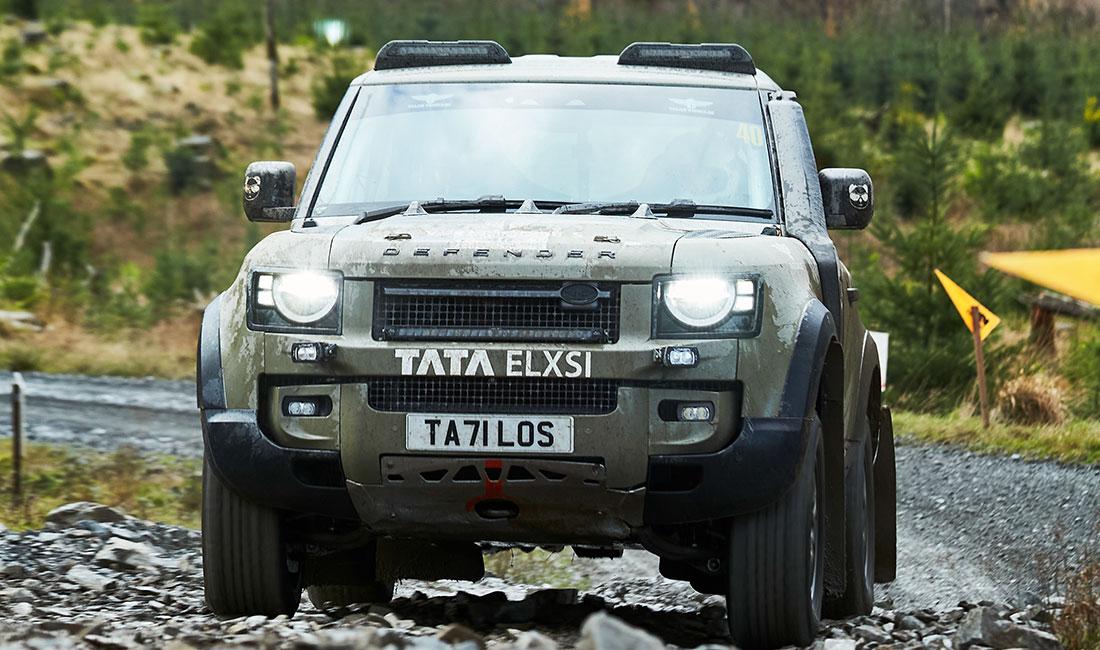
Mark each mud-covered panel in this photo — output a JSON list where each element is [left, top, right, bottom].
[[670, 235, 821, 418], [347, 457, 645, 544], [218, 230, 338, 409], [328, 213, 685, 281]]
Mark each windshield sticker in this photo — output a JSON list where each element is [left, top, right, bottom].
[[409, 93, 454, 109], [736, 123, 766, 147], [668, 98, 715, 115]]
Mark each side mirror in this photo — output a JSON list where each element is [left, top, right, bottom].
[[819, 168, 873, 230], [243, 161, 296, 222]]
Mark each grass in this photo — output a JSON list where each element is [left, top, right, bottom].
[[1054, 556, 1100, 650], [484, 547, 593, 591], [0, 441, 201, 530], [893, 410, 1100, 465], [0, 317, 198, 379]]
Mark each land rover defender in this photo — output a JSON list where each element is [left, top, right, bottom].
[[198, 40, 897, 648]]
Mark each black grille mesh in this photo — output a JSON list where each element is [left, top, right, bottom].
[[367, 377, 619, 415], [374, 282, 620, 343]]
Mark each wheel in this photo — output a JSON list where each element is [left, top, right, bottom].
[[826, 418, 876, 617], [202, 456, 301, 616], [307, 582, 395, 610], [726, 421, 824, 648]]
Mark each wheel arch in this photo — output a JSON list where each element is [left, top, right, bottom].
[[779, 300, 847, 599], [197, 292, 227, 410]]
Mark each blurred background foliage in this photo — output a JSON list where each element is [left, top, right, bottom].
[[0, 0, 1097, 418]]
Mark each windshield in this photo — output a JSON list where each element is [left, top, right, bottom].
[[311, 82, 775, 219]]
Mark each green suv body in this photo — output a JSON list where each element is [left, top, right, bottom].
[[198, 40, 896, 648]]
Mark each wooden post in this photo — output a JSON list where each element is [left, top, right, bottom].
[[11, 372, 24, 504], [970, 306, 989, 429], [265, 0, 280, 111], [1028, 303, 1056, 355]]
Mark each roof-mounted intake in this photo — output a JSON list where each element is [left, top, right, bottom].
[[373, 40, 512, 71], [617, 42, 756, 76]]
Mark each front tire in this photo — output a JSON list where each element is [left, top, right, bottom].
[[202, 457, 301, 616], [726, 421, 825, 648]]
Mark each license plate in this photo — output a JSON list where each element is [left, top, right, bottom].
[[405, 414, 574, 453]]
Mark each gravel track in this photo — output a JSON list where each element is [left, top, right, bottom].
[[0, 372, 1096, 647]]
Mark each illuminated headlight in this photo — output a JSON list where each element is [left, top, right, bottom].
[[654, 275, 760, 338], [272, 272, 339, 323], [249, 270, 342, 333]]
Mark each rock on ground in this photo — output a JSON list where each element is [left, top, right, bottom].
[[0, 502, 1073, 649]]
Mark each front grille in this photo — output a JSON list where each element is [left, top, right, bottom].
[[373, 281, 620, 343], [367, 377, 619, 415]]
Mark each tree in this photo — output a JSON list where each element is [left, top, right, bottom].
[[858, 116, 1003, 409]]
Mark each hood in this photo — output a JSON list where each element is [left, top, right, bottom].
[[326, 213, 726, 281]]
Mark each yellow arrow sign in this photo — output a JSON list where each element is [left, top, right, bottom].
[[934, 269, 1001, 341]]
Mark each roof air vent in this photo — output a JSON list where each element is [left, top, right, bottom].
[[617, 42, 755, 76], [374, 40, 512, 71]]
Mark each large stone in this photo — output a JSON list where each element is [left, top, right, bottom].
[[21, 24, 47, 45], [852, 624, 892, 644], [65, 566, 116, 592], [0, 562, 28, 579], [823, 639, 857, 650], [437, 623, 486, 649], [45, 502, 127, 528], [512, 631, 559, 650], [955, 606, 1061, 649], [2, 587, 35, 603], [988, 625, 1062, 650], [9, 601, 32, 616], [577, 612, 663, 650], [94, 537, 177, 573]]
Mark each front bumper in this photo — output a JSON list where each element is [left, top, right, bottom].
[[202, 409, 357, 520], [202, 407, 811, 537]]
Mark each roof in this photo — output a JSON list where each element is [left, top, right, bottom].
[[352, 53, 781, 91]]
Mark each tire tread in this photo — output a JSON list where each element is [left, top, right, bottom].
[[202, 458, 300, 616]]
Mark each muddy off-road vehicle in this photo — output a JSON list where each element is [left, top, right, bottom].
[[198, 40, 896, 648]]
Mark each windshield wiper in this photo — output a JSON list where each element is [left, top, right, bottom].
[[553, 200, 773, 220], [355, 196, 567, 224]]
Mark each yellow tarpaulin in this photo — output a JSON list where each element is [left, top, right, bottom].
[[980, 248, 1100, 307], [934, 269, 1002, 341]]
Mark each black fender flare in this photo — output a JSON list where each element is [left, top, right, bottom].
[[779, 300, 836, 419], [197, 293, 227, 410], [780, 300, 848, 598]]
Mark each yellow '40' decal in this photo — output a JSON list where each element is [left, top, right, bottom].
[[736, 123, 765, 147]]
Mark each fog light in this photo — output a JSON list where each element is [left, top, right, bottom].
[[291, 342, 336, 363], [678, 402, 714, 422], [282, 396, 332, 417], [657, 346, 699, 368], [286, 400, 318, 417]]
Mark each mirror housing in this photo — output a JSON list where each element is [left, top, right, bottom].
[[243, 161, 296, 222], [819, 168, 873, 230]]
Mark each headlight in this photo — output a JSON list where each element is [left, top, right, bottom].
[[654, 275, 760, 338], [272, 272, 339, 323], [249, 270, 342, 333]]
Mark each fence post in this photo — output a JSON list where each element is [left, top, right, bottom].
[[11, 372, 24, 504]]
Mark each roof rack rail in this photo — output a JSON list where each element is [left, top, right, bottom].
[[617, 42, 755, 76], [374, 40, 511, 71]]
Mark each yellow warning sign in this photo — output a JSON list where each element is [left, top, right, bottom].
[[934, 269, 1001, 341]]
